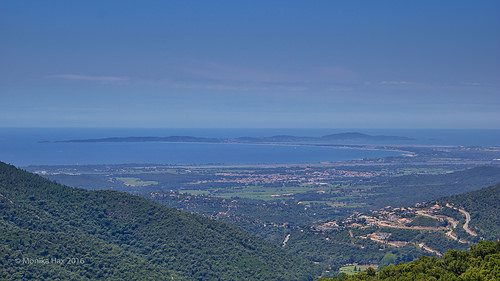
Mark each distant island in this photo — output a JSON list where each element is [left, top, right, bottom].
[[53, 132, 414, 144]]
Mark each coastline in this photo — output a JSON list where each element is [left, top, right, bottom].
[[3, 128, 499, 167]]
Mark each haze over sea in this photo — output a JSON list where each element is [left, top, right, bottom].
[[0, 128, 499, 167]]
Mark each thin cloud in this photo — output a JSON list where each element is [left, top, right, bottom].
[[458, 82, 494, 87], [37, 106, 106, 112], [172, 61, 361, 92], [48, 74, 128, 82], [379, 81, 411, 85]]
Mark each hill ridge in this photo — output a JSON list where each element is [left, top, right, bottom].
[[0, 161, 319, 280]]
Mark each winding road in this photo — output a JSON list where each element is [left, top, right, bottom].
[[446, 203, 477, 237], [282, 234, 291, 247], [458, 208, 477, 237]]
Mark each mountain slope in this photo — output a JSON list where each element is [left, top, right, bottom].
[[0, 162, 319, 280], [366, 166, 500, 208], [319, 240, 500, 281], [437, 182, 500, 241]]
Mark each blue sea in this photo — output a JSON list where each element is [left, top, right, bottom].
[[0, 128, 498, 167]]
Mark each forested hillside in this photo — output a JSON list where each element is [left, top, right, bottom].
[[437, 183, 500, 241], [365, 166, 500, 208], [318, 240, 500, 281], [0, 162, 319, 280]]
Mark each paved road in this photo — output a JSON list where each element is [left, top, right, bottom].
[[458, 208, 477, 236], [282, 234, 291, 247]]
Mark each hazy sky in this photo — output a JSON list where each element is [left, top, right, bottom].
[[1, 1, 499, 128]]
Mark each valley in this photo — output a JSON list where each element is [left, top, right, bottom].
[[22, 143, 500, 277], [4, 0, 499, 279]]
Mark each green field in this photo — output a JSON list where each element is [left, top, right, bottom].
[[339, 265, 378, 275], [210, 185, 308, 200], [179, 189, 210, 195]]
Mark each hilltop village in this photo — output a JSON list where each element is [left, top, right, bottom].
[[316, 202, 477, 256]]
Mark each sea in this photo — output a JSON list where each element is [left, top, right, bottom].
[[0, 128, 499, 167]]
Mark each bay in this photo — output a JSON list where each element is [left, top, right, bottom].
[[0, 128, 498, 166]]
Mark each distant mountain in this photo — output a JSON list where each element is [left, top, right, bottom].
[[56, 136, 223, 143], [365, 166, 500, 209], [55, 132, 412, 144], [321, 132, 413, 141], [0, 162, 319, 280]]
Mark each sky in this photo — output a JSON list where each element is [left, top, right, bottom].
[[1, 0, 499, 129]]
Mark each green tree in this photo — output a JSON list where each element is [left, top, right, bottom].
[[380, 252, 397, 268]]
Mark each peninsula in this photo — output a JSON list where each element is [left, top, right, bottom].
[[54, 132, 414, 144]]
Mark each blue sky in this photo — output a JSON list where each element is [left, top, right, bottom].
[[1, 1, 499, 128]]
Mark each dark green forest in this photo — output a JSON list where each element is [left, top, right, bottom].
[[363, 166, 500, 209], [3, 160, 499, 280], [437, 183, 500, 241], [0, 162, 320, 280], [318, 240, 500, 281]]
